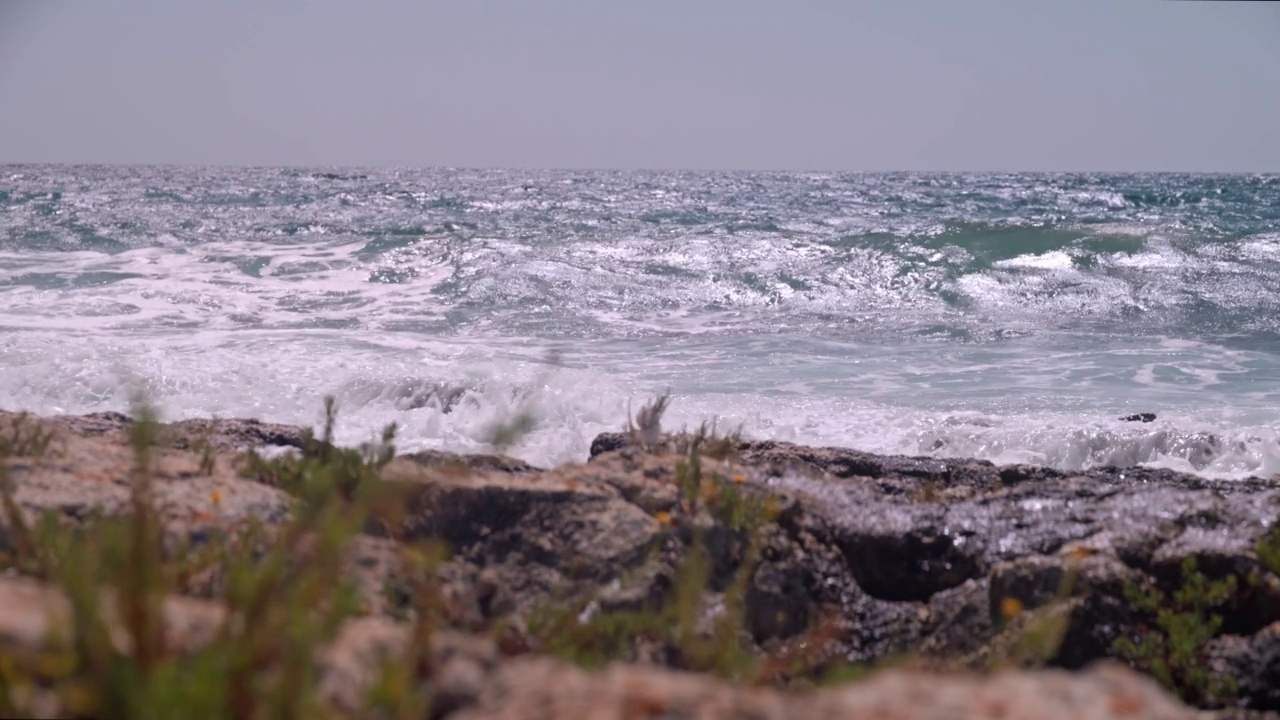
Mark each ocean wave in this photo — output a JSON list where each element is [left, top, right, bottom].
[[2, 166, 1279, 478]]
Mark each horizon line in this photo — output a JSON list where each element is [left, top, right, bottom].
[[1, 161, 1276, 176]]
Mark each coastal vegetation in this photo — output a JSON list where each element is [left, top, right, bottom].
[[0, 396, 1274, 718]]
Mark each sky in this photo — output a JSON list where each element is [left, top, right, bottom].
[[0, 1, 1277, 172]]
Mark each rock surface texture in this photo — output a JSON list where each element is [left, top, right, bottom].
[[3, 410, 1280, 717]]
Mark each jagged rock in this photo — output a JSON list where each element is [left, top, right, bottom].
[[581, 432, 1280, 706], [9, 408, 1280, 714], [0, 575, 1202, 720], [50, 412, 1256, 707], [381, 455, 666, 621], [834, 502, 987, 601], [986, 553, 1142, 668], [917, 578, 993, 659]]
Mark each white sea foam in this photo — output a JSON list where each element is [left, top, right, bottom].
[[993, 250, 1076, 271], [3, 166, 1279, 478]]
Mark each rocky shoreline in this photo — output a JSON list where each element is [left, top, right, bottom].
[[2, 407, 1279, 718]]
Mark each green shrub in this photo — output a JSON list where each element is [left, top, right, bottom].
[[0, 397, 427, 720], [1112, 557, 1237, 706]]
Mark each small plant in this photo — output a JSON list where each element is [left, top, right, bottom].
[[1112, 557, 1238, 706], [912, 478, 941, 503], [364, 541, 448, 720], [1255, 518, 1280, 577], [486, 411, 535, 455], [525, 406, 778, 682], [0, 412, 56, 459], [0, 397, 424, 719], [189, 423, 219, 476], [626, 392, 672, 450], [483, 350, 564, 455], [242, 396, 398, 511], [674, 419, 743, 462], [986, 551, 1089, 671], [527, 535, 762, 681]]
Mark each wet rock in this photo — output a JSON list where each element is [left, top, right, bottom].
[[1121, 413, 1158, 423], [586, 431, 630, 458], [402, 449, 539, 475]]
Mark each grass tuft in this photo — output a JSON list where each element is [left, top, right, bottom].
[[0, 412, 57, 459], [626, 392, 672, 450], [0, 397, 433, 719]]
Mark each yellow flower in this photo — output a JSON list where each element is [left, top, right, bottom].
[[655, 511, 672, 526], [1000, 597, 1024, 619], [732, 474, 746, 484], [210, 489, 223, 507]]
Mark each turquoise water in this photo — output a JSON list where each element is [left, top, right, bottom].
[[2, 166, 1280, 476]]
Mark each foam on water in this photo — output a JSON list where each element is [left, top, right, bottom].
[[2, 166, 1280, 477]]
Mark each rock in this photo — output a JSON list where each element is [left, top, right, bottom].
[[580, 432, 1280, 705], [381, 454, 666, 621], [402, 449, 540, 475], [0, 410, 293, 554], [986, 554, 1142, 668], [0, 574, 495, 719], [292, 427, 1280, 707], [166, 417, 309, 452], [20, 409, 311, 452], [0, 575, 225, 658], [917, 578, 993, 660], [344, 536, 405, 617], [315, 616, 410, 713], [0, 574, 1201, 720], [452, 656, 1197, 720], [1208, 623, 1280, 711], [834, 503, 986, 601], [1121, 413, 1158, 423], [8, 407, 1280, 714]]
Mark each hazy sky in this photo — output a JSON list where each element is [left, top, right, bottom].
[[1, 1, 1277, 171]]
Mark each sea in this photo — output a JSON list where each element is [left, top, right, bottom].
[[2, 166, 1279, 478]]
